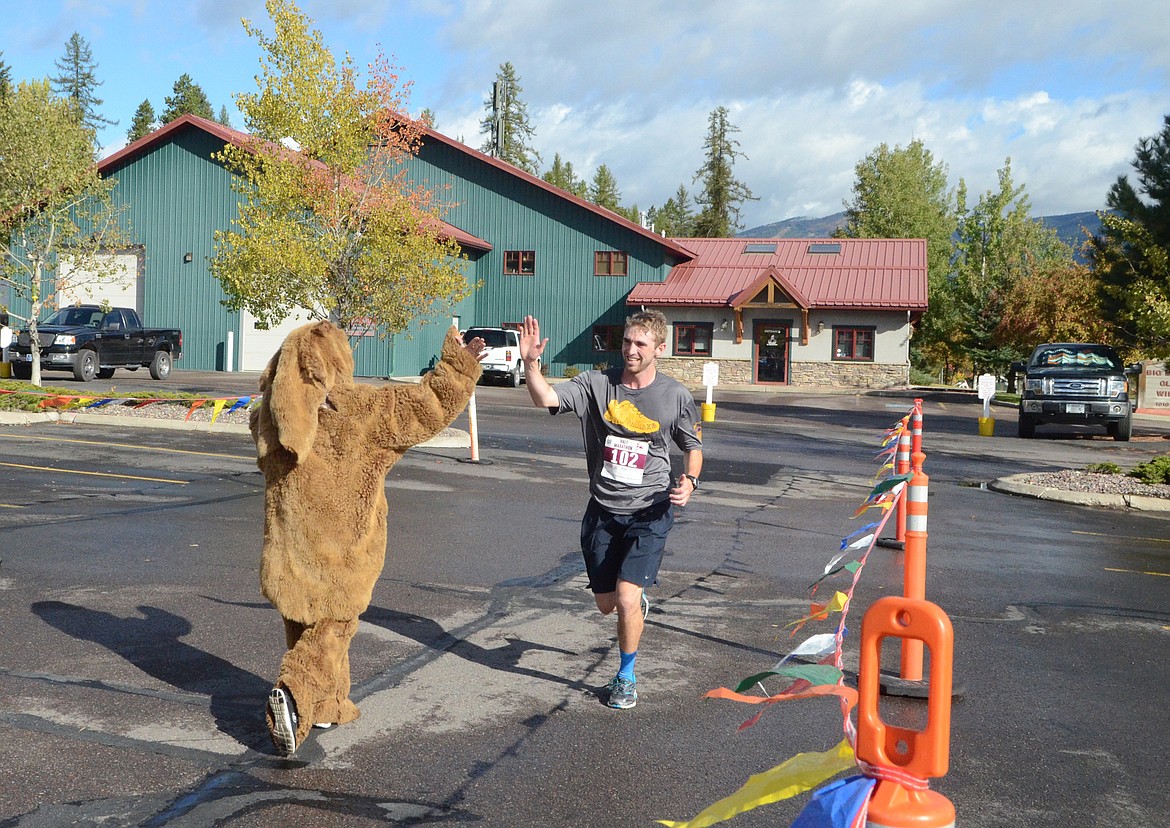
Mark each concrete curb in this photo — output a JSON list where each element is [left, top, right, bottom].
[[0, 410, 472, 449], [988, 473, 1170, 512]]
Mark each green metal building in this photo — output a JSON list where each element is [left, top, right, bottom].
[[3, 114, 692, 379]]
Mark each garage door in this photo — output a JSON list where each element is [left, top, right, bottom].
[[57, 250, 144, 311], [238, 308, 315, 371]]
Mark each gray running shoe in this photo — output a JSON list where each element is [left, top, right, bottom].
[[606, 676, 638, 709], [641, 591, 650, 619], [267, 687, 298, 755]]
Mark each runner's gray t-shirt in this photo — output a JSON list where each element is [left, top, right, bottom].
[[553, 368, 702, 514]]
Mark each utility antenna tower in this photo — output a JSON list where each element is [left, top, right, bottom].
[[491, 80, 508, 158]]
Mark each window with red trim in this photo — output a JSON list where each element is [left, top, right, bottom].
[[594, 250, 628, 276], [592, 325, 623, 351], [833, 327, 875, 361], [504, 250, 535, 275], [673, 323, 713, 356]]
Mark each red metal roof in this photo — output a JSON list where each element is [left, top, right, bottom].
[[627, 237, 927, 310], [99, 114, 493, 253]]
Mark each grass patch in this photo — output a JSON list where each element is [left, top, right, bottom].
[[0, 379, 211, 412]]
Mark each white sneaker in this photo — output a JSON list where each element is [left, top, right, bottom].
[[267, 687, 298, 756]]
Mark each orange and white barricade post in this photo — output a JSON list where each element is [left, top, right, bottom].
[[879, 399, 921, 551], [880, 448, 931, 696], [857, 596, 956, 828]]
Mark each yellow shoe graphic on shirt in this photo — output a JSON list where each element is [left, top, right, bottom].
[[604, 399, 659, 434]]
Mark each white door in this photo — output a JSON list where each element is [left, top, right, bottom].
[[57, 251, 143, 311], [239, 308, 316, 371]]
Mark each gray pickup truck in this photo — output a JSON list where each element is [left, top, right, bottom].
[[6, 305, 183, 382], [1011, 342, 1140, 441]]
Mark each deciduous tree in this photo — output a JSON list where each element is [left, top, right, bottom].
[[210, 0, 472, 337], [0, 79, 129, 385], [952, 160, 1071, 378], [692, 107, 756, 237], [840, 139, 958, 375]]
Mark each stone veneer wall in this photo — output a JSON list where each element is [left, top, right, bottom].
[[656, 358, 907, 389], [789, 361, 908, 388]]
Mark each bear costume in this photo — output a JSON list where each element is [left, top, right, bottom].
[[250, 321, 481, 755]]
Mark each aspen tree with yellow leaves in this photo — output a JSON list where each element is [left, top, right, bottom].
[[211, 0, 474, 339]]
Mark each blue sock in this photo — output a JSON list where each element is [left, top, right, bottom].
[[618, 650, 637, 682]]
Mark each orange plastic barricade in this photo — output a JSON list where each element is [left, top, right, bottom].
[[899, 451, 929, 682], [857, 596, 955, 827]]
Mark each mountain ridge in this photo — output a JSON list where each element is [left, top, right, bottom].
[[739, 210, 1103, 249]]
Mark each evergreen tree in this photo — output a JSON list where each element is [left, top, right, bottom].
[[542, 153, 587, 198], [50, 32, 116, 136], [217, 104, 232, 128], [589, 164, 622, 212], [692, 107, 756, 237], [1088, 113, 1170, 356], [126, 99, 156, 143], [649, 184, 696, 236], [841, 139, 958, 376], [0, 52, 12, 102], [951, 159, 1069, 378], [478, 62, 541, 174], [419, 108, 436, 129], [161, 73, 215, 122]]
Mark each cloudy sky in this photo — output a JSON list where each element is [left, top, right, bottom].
[[6, 0, 1168, 230]]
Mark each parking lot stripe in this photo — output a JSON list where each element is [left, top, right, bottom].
[[0, 461, 188, 485]]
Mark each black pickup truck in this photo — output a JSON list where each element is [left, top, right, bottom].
[[6, 305, 182, 382], [1010, 342, 1139, 441]]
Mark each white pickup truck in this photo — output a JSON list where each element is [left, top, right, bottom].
[[462, 326, 529, 387]]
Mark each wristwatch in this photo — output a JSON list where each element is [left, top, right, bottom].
[[684, 474, 699, 490]]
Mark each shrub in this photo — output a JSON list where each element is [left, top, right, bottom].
[[563, 366, 580, 378], [1085, 462, 1122, 475], [1128, 456, 1170, 485]]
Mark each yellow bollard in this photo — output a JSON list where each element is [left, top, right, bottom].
[[977, 416, 994, 437], [701, 402, 716, 422], [0, 362, 10, 379]]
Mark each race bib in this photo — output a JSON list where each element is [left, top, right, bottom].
[[602, 435, 649, 485]]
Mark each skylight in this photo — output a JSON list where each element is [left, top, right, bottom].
[[743, 242, 777, 253], [807, 243, 841, 254]]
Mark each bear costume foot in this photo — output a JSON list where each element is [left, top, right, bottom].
[[267, 686, 298, 756]]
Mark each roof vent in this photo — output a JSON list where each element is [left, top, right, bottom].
[[743, 242, 777, 253], [807, 242, 841, 254]]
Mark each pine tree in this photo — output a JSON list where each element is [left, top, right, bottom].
[[542, 153, 587, 198], [50, 32, 116, 136], [161, 73, 215, 123], [127, 99, 157, 143], [217, 104, 232, 128], [692, 107, 756, 237], [478, 62, 541, 174], [589, 164, 622, 212], [649, 184, 696, 236], [0, 52, 12, 102], [1088, 113, 1170, 355]]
